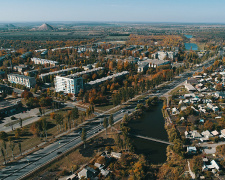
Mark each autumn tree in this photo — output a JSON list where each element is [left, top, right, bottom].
[[21, 90, 33, 99], [81, 128, 87, 149], [103, 117, 108, 137], [109, 114, 114, 131]]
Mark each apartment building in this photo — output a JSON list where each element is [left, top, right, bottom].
[[55, 75, 83, 95], [87, 71, 129, 87], [8, 74, 36, 88], [31, 57, 58, 66]]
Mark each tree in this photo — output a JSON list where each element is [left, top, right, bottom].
[[9, 141, 15, 159], [39, 107, 42, 116], [41, 118, 48, 141], [0, 131, 8, 140], [1, 148, 6, 165], [50, 112, 55, 120], [108, 114, 114, 131], [21, 90, 33, 99], [18, 142, 22, 156], [204, 120, 214, 131], [192, 155, 203, 175], [12, 91, 18, 98], [55, 114, 63, 133], [81, 128, 87, 149], [103, 117, 108, 137], [30, 123, 39, 137], [15, 128, 21, 139], [2, 140, 8, 161], [19, 118, 22, 128], [216, 84, 223, 91], [71, 107, 79, 119]]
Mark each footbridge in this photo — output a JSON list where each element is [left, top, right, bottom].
[[130, 134, 172, 145]]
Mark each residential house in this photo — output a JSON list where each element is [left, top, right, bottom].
[[215, 91, 225, 99], [211, 130, 219, 137], [200, 130, 213, 142], [172, 107, 179, 115], [111, 152, 122, 159], [220, 129, 225, 138], [202, 160, 220, 172], [184, 83, 196, 92], [185, 130, 202, 139], [94, 162, 104, 170], [184, 93, 196, 98], [100, 169, 110, 177], [78, 166, 97, 179], [207, 103, 219, 112], [187, 146, 197, 154]]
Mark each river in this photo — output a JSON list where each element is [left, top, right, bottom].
[[129, 102, 168, 164], [184, 34, 198, 50], [184, 43, 198, 51], [184, 34, 193, 39]]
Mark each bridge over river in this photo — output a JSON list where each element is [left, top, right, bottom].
[[130, 134, 172, 145]]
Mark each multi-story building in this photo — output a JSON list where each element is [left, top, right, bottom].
[[39, 67, 79, 80], [55, 75, 83, 95], [7, 74, 36, 88], [87, 71, 129, 87], [13, 64, 28, 73], [138, 59, 170, 72], [31, 57, 58, 66]]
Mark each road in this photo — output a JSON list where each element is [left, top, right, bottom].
[[199, 141, 225, 154], [0, 57, 215, 180], [0, 106, 134, 180]]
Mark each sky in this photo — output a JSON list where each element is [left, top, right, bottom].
[[0, 0, 225, 23]]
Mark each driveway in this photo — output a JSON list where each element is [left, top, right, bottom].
[[199, 142, 225, 154]]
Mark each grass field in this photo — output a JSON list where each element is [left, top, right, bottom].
[[169, 85, 188, 96], [190, 38, 205, 50]]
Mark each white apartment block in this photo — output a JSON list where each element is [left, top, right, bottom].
[[55, 75, 83, 95], [31, 57, 58, 66], [8, 74, 36, 88]]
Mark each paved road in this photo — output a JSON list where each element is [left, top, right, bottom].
[[0, 106, 134, 180], [0, 57, 216, 180], [199, 141, 225, 154]]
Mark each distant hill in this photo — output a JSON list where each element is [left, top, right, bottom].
[[5, 24, 16, 28], [36, 23, 55, 31], [5, 24, 16, 29]]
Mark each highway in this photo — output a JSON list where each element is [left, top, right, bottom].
[[0, 57, 215, 180], [0, 107, 133, 180]]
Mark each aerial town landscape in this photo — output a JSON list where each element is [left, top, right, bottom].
[[1, 0, 225, 180]]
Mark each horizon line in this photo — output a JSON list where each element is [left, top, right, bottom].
[[0, 21, 225, 25]]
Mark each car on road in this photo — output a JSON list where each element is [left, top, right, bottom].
[[57, 151, 62, 155]]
